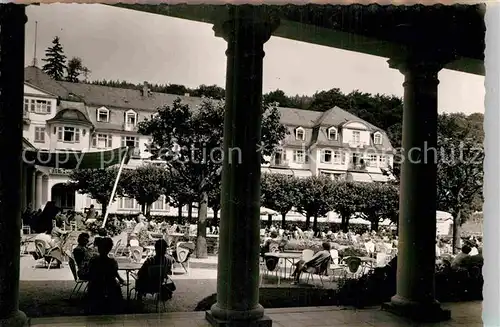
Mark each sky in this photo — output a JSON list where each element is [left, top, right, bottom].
[[24, 4, 485, 115]]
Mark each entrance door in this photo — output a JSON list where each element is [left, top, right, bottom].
[[51, 183, 75, 211]]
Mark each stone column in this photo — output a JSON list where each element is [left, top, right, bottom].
[[0, 4, 29, 327], [31, 169, 36, 208], [205, 6, 279, 327], [35, 173, 43, 210], [382, 53, 452, 322], [20, 165, 27, 212]]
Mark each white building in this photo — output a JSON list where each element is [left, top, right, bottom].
[[22, 66, 393, 216]]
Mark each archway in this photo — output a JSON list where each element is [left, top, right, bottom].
[[51, 183, 75, 211]]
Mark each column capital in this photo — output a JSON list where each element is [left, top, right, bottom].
[[213, 6, 280, 45], [388, 50, 458, 76]]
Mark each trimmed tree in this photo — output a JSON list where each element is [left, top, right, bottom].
[[330, 181, 364, 232], [68, 167, 122, 218], [121, 164, 170, 216], [138, 98, 286, 258], [261, 173, 300, 229], [436, 136, 483, 253], [295, 176, 335, 230], [42, 36, 67, 81], [358, 182, 399, 232]]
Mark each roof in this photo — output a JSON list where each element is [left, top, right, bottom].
[[24, 66, 392, 149], [47, 108, 93, 126]]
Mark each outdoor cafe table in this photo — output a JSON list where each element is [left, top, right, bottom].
[[118, 262, 142, 302], [264, 252, 303, 278]]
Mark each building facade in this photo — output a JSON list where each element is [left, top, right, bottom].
[[23, 66, 393, 215]]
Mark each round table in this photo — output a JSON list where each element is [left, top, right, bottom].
[[264, 252, 303, 278], [118, 262, 142, 301]]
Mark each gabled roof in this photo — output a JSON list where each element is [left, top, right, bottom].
[[24, 81, 58, 98]]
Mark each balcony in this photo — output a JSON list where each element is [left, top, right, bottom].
[[347, 162, 367, 172], [123, 123, 137, 132], [270, 159, 289, 168]]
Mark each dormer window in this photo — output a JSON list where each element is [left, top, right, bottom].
[[373, 132, 383, 145], [295, 127, 305, 141], [328, 127, 338, 140], [125, 110, 137, 126], [97, 107, 109, 122]]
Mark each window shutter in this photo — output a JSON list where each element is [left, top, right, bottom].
[[91, 135, 97, 147], [341, 152, 345, 164], [107, 135, 113, 148], [121, 137, 125, 147], [283, 151, 287, 162], [305, 151, 309, 163], [293, 151, 297, 162], [75, 129, 80, 143], [57, 127, 63, 141]]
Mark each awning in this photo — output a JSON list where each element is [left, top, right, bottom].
[[370, 173, 389, 182], [292, 169, 313, 178], [346, 172, 373, 183], [23, 146, 133, 169]]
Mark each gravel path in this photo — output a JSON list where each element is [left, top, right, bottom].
[[20, 279, 217, 318]]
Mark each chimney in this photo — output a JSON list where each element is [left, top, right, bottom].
[[142, 81, 149, 97]]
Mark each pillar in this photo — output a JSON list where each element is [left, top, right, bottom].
[[0, 4, 29, 327], [35, 173, 43, 210], [382, 53, 453, 322], [205, 6, 279, 327], [30, 169, 36, 208], [20, 165, 27, 212]]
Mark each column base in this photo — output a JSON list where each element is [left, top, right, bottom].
[[206, 303, 272, 327], [382, 295, 451, 323], [0, 310, 29, 327]]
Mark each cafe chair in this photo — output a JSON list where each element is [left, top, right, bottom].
[[68, 256, 88, 300]]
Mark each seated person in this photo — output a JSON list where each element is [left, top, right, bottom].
[[451, 244, 472, 270], [135, 239, 175, 302], [86, 237, 127, 313], [34, 227, 64, 268], [73, 232, 97, 280], [260, 231, 280, 256], [291, 242, 332, 285]]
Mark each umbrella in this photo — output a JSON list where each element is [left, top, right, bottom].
[[260, 207, 278, 216]]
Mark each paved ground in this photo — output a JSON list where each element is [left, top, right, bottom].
[[30, 301, 483, 327]]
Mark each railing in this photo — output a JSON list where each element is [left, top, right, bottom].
[[347, 163, 367, 171]]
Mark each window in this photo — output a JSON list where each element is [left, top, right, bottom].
[[328, 127, 337, 140], [121, 136, 140, 156], [321, 150, 332, 163], [352, 131, 361, 144], [152, 196, 169, 211], [24, 98, 51, 114], [92, 133, 113, 149], [374, 132, 382, 145], [293, 150, 308, 163], [273, 150, 286, 165], [332, 151, 342, 164], [351, 153, 361, 165], [125, 111, 137, 126], [119, 197, 139, 210], [368, 154, 378, 166], [295, 127, 305, 140], [97, 107, 109, 122], [379, 155, 388, 166], [34, 126, 45, 143], [57, 126, 80, 143]]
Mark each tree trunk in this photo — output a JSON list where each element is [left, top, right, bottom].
[[188, 203, 193, 221], [145, 203, 151, 217], [281, 213, 286, 229], [371, 219, 379, 232], [267, 214, 273, 228], [341, 215, 349, 233], [312, 215, 318, 232], [305, 215, 311, 229], [196, 191, 208, 259], [213, 209, 219, 220], [177, 205, 183, 223], [452, 209, 462, 255]]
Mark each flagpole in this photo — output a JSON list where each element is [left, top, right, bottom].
[[102, 148, 130, 229]]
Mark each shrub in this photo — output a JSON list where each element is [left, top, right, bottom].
[[86, 219, 126, 237]]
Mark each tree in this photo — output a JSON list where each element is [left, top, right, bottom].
[[330, 181, 364, 232], [42, 36, 67, 81], [207, 180, 221, 221], [358, 182, 399, 232], [191, 85, 225, 100], [436, 136, 483, 253], [66, 57, 91, 82], [138, 98, 286, 258], [295, 176, 335, 230], [121, 164, 170, 216], [260, 173, 300, 229], [68, 168, 122, 218]]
